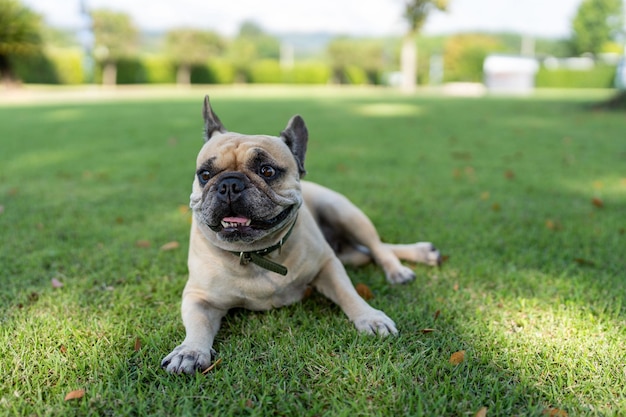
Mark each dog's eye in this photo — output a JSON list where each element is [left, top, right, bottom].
[[198, 170, 211, 185], [259, 165, 276, 179]]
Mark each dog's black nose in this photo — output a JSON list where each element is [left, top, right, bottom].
[[217, 175, 245, 201]]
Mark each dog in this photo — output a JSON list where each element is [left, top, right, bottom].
[[161, 96, 441, 374]]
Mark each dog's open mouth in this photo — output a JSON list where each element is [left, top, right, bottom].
[[218, 205, 295, 233], [221, 217, 252, 229]]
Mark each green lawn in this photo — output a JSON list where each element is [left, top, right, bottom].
[[1, 86, 625, 416]]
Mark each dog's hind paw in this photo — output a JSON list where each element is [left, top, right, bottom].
[[353, 309, 398, 336], [413, 242, 441, 266], [161, 344, 215, 374]]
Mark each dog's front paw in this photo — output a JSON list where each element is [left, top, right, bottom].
[[385, 265, 416, 284], [414, 242, 441, 266], [353, 310, 398, 336], [161, 344, 215, 374]]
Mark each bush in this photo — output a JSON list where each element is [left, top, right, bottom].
[[536, 65, 616, 88], [116, 58, 147, 84], [206, 58, 235, 84], [444, 34, 503, 82], [12, 53, 59, 84], [143, 54, 175, 84], [248, 59, 282, 83], [290, 62, 331, 84], [344, 65, 368, 85], [47, 48, 84, 84], [12, 48, 84, 84]]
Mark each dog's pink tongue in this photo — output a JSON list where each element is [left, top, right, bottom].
[[223, 216, 250, 224]]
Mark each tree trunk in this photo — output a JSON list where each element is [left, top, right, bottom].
[[176, 64, 191, 86], [0, 54, 18, 87], [400, 33, 417, 93], [102, 62, 117, 86]]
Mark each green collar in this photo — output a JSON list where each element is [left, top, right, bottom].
[[230, 216, 297, 276]]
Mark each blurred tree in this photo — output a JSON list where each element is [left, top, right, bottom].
[[227, 21, 280, 82], [0, 0, 43, 85], [90, 8, 138, 85], [238, 21, 280, 59], [165, 29, 224, 85], [401, 0, 448, 92], [571, 0, 624, 56], [239, 21, 280, 59], [327, 37, 385, 84], [41, 27, 79, 48], [443, 34, 503, 82]]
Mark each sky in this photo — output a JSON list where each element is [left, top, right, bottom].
[[22, 0, 583, 39]]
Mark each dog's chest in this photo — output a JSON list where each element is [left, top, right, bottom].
[[219, 266, 313, 310]]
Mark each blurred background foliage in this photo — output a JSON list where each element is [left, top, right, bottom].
[[0, 0, 623, 88]]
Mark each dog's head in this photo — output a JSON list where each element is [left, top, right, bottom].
[[190, 96, 308, 252]]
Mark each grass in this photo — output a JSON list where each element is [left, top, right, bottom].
[[1, 85, 625, 416]]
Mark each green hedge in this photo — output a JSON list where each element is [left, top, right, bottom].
[[249, 59, 282, 83], [116, 58, 148, 84], [207, 59, 235, 84], [248, 60, 332, 85], [11, 50, 337, 85], [290, 62, 331, 84], [47, 48, 84, 84], [189, 58, 236, 84], [344, 65, 368, 85], [143, 55, 175, 84], [12, 48, 84, 84], [536, 65, 616, 88]]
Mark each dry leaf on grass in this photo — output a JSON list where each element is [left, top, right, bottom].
[[135, 240, 151, 248], [355, 283, 374, 300], [160, 241, 180, 251], [134, 337, 141, 352], [420, 328, 436, 334], [449, 350, 465, 365], [475, 406, 488, 417], [545, 219, 563, 231], [543, 408, 568, 417], [591, 197, 604, 208], [574, 258, 595, 267], [64, 389, 85, 401]]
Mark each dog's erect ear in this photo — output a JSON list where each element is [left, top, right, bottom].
[[280, 115, 308, 177], [202, 95, 226, 142]]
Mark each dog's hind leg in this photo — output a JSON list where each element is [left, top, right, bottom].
[[338, 243, 441, 268], [383, 242, 441, 266], [313, 192, 427, 284]]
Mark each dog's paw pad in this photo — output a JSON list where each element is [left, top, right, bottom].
[[161, 345, 214, 374], [415, 242, 441, 266], [386, 265, 416, 284], [354, 310, 398, 337]]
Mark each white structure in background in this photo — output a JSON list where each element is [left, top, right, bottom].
[[483, 55, 539, 94]]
